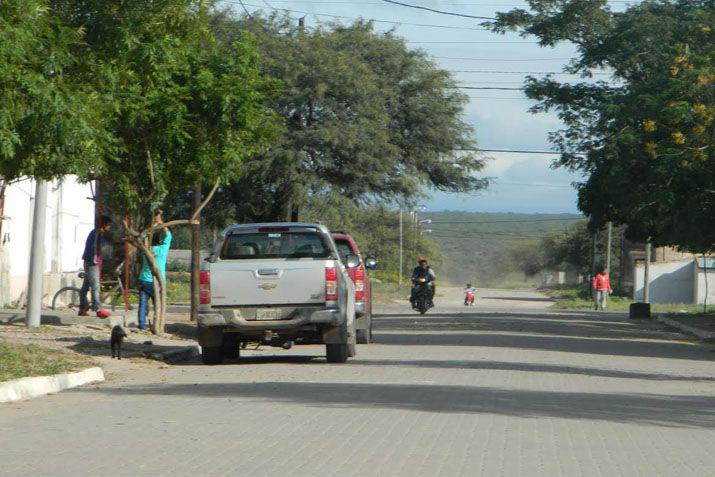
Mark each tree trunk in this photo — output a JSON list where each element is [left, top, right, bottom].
[[190, 184, 202, 322]]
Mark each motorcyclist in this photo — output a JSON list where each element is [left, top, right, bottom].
[[464, 283, 476, 305], [411, 256, 436, 307]]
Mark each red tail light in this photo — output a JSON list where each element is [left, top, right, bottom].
[[325, 267, 338, 303], [199, 270, 211, 305], [354, 267, 365, 301]]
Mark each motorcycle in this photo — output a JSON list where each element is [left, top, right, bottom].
[[464, 291, 475, 306], [412, 277, 433, 315]]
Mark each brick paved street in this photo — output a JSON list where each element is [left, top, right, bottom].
[[2, 289, 715, 476]]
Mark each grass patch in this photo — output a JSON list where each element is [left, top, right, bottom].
[[543, 285, 709, 313], [166, 271, 191, 304], [0, 341, 94, 383], [371, 281, 408, 304]]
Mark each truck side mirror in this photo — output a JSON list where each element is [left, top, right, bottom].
[[365, 257, 378, 270], [345, 253, 360, 269]]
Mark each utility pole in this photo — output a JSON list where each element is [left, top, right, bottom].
[[643, 241, 651, 303], [26, 180, 48, 328], [590, 231, 597, 279], [190, 184, 202, 322], [605, 221, 613, 272], [398, 209, 403, 289]]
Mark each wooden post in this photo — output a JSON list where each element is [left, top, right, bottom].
[[643, 241, 651, 303], [190, 184, 202, 322], [605, 221, 613, 272]]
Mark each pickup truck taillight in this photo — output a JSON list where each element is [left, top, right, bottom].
[[199, 271, 211, 305], [354, 267, 365, 301], [325, 266, 338, 303]]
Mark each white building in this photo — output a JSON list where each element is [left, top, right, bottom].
[[634, 256, 715, 306], [0, 178, 95, 307]]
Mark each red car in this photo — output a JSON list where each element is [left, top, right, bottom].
[[331, 232, 378, 344]]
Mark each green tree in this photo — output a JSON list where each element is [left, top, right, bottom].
[[198, 14, 486, 222], [0, 0, 109, 182], [489, 0, 715, 251], [55, 0, 278, 333]]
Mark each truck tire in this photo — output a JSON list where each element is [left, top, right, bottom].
[[326, 343, 349, 363], [356, 314, 372, 344], [356, 329, 370, 344], [223, 333, 240, 359], [201, 346, 224, 365]]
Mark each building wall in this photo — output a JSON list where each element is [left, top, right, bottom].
[[694, 258, 715, 306], [0, 178, 94, 306], [634, 259, 694, 304]]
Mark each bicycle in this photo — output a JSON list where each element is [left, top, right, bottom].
[[52, 264, 139, 312]]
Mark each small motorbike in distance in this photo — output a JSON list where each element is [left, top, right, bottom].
[[464, 284, 476, 306]]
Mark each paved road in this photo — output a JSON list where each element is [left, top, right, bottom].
[[2, 289, 715, 476]]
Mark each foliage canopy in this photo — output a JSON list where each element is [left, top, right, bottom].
[[489, 0, 715, 251]]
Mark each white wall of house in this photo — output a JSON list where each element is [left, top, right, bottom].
[[634, 259, 694, 304], [0, 178, 94, 306], [694, 257, 715, 306]]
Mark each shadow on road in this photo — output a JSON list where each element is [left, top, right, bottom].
[[374, 331, 713, 361], [348, 358, 715, 382], [482, 296, 556, 303], [99, 380, 715, 429]]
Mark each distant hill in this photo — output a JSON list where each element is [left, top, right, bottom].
[[421, 211, 584, 288]]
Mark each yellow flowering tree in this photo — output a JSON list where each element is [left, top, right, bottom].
[[489, 0, 714, 250]]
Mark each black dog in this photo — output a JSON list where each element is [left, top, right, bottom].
[[110, 325, 128, 359]]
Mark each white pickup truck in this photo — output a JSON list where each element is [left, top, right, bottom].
[[197, 223, 358, 364]]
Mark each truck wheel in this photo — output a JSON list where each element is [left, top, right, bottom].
[[356, 329, 370, 344], [223, 333, 240, 359], [357, 312, 372, 344], [201, 346, 224, 365], [326, 343, 349, 363]]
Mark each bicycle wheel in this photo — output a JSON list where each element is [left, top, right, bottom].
[[52, 287, 81, 311], [110, 287, 139, 311]]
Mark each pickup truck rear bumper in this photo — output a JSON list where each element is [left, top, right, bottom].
[[198, 308, 343, 331]]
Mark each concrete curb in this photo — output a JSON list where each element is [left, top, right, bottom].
[[0, 367, 105, 404], [656, 316, 715, 341], [150, 346, 200, 364]]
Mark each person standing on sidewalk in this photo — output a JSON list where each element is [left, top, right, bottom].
[[137, 214, 172, 330], [79, 215, 112, 318], [592, 266, 613, 311]]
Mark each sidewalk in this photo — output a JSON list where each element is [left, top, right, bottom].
[[0, 308, 199, 363], [657, 313, 715, 341]]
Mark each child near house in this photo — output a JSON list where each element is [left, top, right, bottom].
[[592, 266, 613, 311]]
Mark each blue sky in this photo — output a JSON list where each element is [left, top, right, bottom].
[[220, 0, 618, 214]]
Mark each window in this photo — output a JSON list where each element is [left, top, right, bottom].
[[221, 231, 330, 260], [335, 240, 354, 263]]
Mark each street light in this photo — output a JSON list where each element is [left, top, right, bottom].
[[418, 219, 432, 226], [420, 229, 433, 236]]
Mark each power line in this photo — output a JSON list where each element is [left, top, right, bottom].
[[235, 2, 492, 30], [448, 70, 611, 75], [457, 86, 524, 90], [409, 41, 540, 44], [436, 56, 573, 62], [465, 96, 526, 99], [427, 217, 583, 225], [466, 148, 566, 154], [379, 0, 496, 20]]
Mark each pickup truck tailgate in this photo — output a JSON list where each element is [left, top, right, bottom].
[[210, 259, 327, 306]]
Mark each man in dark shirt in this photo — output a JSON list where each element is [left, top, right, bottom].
[[410, 256, 437, 307], [79, 215, 112, 317]]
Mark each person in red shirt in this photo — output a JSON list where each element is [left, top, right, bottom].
[[592, 266, 613, 311]]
